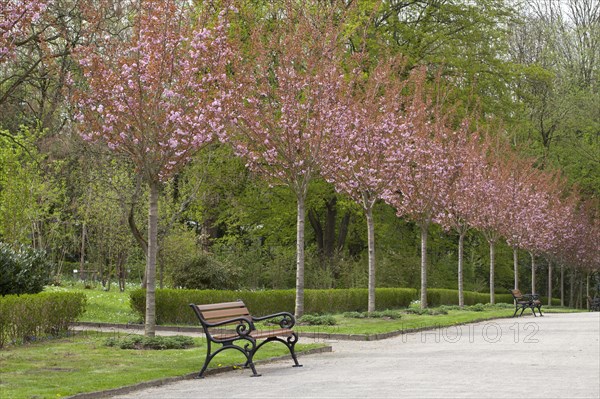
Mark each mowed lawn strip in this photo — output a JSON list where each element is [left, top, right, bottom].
[[0, 332, 324, 399], [289, 307, 583, 336]]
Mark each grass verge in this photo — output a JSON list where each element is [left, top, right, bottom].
[[0, 331, 323, 399], [289, 306, 584, 337]]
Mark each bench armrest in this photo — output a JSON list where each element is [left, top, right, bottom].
[[252, 312, 296, 329], [203, 316, 255, 336], [523, 293, 540, 301]]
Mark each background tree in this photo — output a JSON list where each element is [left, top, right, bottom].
[[71, 0, 232, 335], [322, 53, 411, 313], [385, 69, 465, 308], [230, 0, 350, 317]]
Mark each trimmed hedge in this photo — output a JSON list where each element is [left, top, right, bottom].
[[0, 292, 87, 348], [424, 288, 562, 307], [130, 287, 564, 325], [129, 288, 417, 325]]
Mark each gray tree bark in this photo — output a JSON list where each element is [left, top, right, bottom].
[[513, 247, 518, 289], [145, 180, 159, 337], [420, 223, 428, 309], [458, 233, 465, 308], [489, 241, 495, 304], [294, 193, 306, 318], [366, 206, 376, 314], [548, 261, 552, 306], [530, 252, 536, 294]]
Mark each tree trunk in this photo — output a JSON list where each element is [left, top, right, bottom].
[[586, 272, 590, 310], [489, 241, 495, 304], [513, 247, 518, 290], [145, 180, 159, 337], [79, 222, 86, 273], [458, 233, 465, 308], [560, 265, 564, 306], [530, 252, 536, 294], [366, 206, 376, 314], [548, 261, 552, 306], [294, 193, 306, 318], [420, 223, 428, 309], [569, 269, 575, 308]]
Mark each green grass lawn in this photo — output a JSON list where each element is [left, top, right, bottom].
[[299, 306, 585, 336], [45, 285, 140, 324], [0, 331, 323, 399]]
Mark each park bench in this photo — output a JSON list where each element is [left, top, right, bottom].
[[189, 300, 302, 378], [510, 289, 543, 317]]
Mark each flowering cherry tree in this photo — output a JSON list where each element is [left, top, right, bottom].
[[0, 0, 48, 63], [385, 70, 465, 308], [71, 0, 232, 336], [322, 55, 412, 313], [438, 133, 485, 307], [230, 1, 349, 317], [469, 137, 512, 304]]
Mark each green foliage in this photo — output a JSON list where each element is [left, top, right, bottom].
[[0, 292, 87, 347], [468, 303, 486, 312], [169, 253, 240, 290], [425, 288, 515, 307], [343, 309, 402, 319], [130, 288, 417, 325], [298, 314, 337, 326], [0, 242, 52, 295], [104, 335, 194, 350]]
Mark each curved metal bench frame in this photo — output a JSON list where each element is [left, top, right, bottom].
[[190, 301, 302, 378]]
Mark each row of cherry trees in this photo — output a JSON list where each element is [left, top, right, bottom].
[[9, 1, 596, 332]]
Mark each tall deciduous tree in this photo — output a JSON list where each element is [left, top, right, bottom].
[[71, 0, 232, 335], [230, 1, 349, 317], [322, 54, 412, 313], [439, 133, 485, 307], [385, 69, 465, 309]]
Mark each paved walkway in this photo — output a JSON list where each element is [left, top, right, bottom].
[[110, 313, 600, 399]]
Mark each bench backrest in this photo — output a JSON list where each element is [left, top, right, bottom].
[[190, 300, 251, 325], [510, 289, 523, 300]]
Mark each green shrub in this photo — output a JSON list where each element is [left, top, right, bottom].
[[468, 303, 486, 312], [104, 335, 194, 350], [169, 254, 240, 290], [130, 287, 417, 325], [343, 310, 402, 319], [0, 292, 86, 348], [0, 242, 52, 296], [298, 314, 337, 326]]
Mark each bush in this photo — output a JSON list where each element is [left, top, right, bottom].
[[104, 335, 194, 350], [0, 242, 52, 296], [343, 310, 402, 319], [169, 253, 240, 290], [298, 314, 337, 326], [0, 292, 87, 348], [468, 303, 486, 312], [130, 287, 417, 325]]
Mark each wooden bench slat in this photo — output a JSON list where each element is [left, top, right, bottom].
[[196, 301, 247, 311], [201, 307, 251, 321]]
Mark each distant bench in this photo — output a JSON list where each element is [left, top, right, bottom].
[[189, 300, 302, 377], [510, 289, 543, 317]]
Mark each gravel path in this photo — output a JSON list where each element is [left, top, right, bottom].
[[109, 312, 600, 399]]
